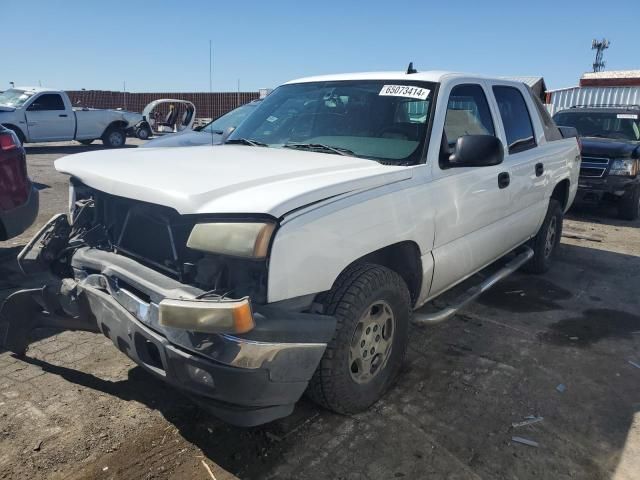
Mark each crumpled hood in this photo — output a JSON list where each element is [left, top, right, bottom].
[[141, 130, 222, 148], [581, 137, 640, 158], [55, 145, 413, 217]]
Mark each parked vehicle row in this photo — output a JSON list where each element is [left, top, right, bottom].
[[0, 70, 580, 426], [0, 87, 142, 147]]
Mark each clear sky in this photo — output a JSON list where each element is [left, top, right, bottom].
[[3, 0, 638, 93]]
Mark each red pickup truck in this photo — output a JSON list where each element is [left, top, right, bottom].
[[0, 124, 38, 240]]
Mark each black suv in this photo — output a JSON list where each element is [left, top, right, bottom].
[[553, 105, 640, 220]]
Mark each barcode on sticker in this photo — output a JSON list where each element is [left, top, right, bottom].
[[379, 85, 430, 100], [617, 114, 638, 120]]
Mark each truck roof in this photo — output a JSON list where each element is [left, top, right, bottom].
[[15, 86, 59, 94], [285, 70, 522, 85]]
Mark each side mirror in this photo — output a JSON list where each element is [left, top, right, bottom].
[[193, 125, 203, 132], [558, 126, 578, 139], [221, 126, 236, 143], [27, 102, 42, 112], [448, 135, 504, 167]]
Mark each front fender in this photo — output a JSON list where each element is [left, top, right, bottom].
[[267, 179, 434, 303]]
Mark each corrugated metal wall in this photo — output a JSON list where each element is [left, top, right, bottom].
[[547, 86, 640, 115]]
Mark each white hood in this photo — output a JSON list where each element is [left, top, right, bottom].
[[55, 145, 413, 217]]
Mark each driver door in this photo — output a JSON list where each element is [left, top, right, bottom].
[[427, 81, 513, 298], [25, 93, 74, 142]]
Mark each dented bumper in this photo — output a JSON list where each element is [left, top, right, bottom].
[[1, 244, 335, 426]]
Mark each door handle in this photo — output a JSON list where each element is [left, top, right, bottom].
[[498, 172, 510, 189], [535, 163, 544, 177], [59, 114, 68, 117]]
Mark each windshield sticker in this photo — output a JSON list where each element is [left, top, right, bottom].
[[379, 85, 430, 100], [617, 113, 638, 120], [266, 115, 278, 123]]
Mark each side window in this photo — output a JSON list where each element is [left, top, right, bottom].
[[493, 86, 536, 154], [28, 94, 65, 111], [443, 84, 495, 146], [526, 86, 562, 142]]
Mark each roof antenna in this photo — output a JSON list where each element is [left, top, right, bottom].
[[406, 62, 417, 74]]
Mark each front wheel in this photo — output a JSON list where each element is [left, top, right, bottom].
[[618, 185, 640, 221], [102, 127, 126, 148], [307, 264, 410, 414], [523, 199, 563, 274]]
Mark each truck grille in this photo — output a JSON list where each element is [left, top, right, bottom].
[[579, 156, 609, 178]]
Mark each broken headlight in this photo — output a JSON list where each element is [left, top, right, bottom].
[[186, 222, 276, 259]]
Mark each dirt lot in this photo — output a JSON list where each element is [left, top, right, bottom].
[[0, 140, 639, 480]]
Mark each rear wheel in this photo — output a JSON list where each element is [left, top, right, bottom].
[[523, 199, 563, 274], [102, 127, 126, 148], [307, 264, 410, 414], [618, 185, 640, 221]]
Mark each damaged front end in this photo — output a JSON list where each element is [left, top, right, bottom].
[[0, 182, 335, 426]]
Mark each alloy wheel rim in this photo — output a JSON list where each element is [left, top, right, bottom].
[[349, 300, 395, 384], [544, 216, 557, 258], [110, 132, 123, 146]]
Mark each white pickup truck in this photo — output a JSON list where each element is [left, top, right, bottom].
[[0, 87, 142, 147], [0, 71, 580, 427]]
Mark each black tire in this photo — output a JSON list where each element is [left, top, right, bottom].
[[136, 125, 152, 140], [618, 185, 640, 221], [78, 139, 94, 146], [523, 199, 563, 274], [307, 263, 410, 414], [102, 127, 126, 148]]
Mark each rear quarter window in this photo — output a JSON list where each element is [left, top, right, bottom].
[[493, 86, 537, 154], [527, 86, 562, 141]]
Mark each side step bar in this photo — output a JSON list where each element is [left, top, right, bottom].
[[413, 246, 534, 325]]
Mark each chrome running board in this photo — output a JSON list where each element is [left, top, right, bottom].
[[413, 246, 534, 325]]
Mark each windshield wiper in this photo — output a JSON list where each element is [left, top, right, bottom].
[[284, 143, 356, 156], [226, 138, 268, 147]]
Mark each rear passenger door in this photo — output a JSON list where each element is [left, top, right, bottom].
[[428, 81, 514, 298], [490, 84, 547, 240]]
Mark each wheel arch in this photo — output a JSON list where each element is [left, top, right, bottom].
[[101, 120, 128, 137], [551, 178, 570, 211], [3, 124, 26, 144], [323, 241, 423, 307]]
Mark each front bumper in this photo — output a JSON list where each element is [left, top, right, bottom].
[[1, 246, 335, 426], [0, 184, 39, 239], [576, 176, 638, 203]]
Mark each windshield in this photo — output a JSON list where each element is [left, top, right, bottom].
[[0, 89, 33, 107], [228, 80, 436, 164], [553, 110, 640, 141], [202, 101, 260, 134]]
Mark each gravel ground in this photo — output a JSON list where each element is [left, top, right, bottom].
[[0, 140, 638, 479]]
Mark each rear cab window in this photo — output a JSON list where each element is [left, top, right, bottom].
[[493, 86, 537, 154]]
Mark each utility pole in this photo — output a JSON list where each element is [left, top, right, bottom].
[[592, 39, 610, 73]]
